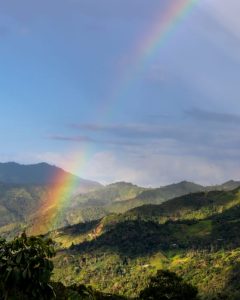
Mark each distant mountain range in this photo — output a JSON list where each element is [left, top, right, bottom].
[[71, 179, 240, 216], [0, 161, 240, 237]]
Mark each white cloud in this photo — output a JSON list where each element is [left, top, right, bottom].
[[81, 151, 143, 185], [1, 145, 239, 187], [72, 149, 240, 187]]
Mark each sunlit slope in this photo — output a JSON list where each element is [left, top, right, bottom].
[[107, 180, 240, 214], [1, 176, 240, 237], [125, 188, 240, 222], [51, 189, 240, 299], [49, 187, 240, 250]]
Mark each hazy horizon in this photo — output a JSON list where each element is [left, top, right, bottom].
[[0, 160, 239, 188]]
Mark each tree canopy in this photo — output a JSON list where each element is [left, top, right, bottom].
[[140, 270, 198, 300]]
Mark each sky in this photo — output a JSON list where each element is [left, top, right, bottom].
[[1, 0, 240, 187]]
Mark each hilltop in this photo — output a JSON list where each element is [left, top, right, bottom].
[[0, 162, 101, 191]]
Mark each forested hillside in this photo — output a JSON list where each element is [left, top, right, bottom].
[[1, 167, 240, 238], [1, 177, 240, 299], [50, 187, 240, 299]]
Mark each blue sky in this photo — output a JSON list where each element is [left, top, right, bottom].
[[1, 0, 240, 186]]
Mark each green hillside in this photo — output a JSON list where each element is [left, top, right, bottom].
[[1, 179, 240, 237], [72, 182, 146, 206], [0, 183, 47, 225], [70, 180, 240, 218], [1, 182, 240, 299], [50, 187, 240, 299], [124, 188, 240, 222]]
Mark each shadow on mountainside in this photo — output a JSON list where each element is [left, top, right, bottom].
[[53, 220, 100, 237], [69, 205, 240, 257]]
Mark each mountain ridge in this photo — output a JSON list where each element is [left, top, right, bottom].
[[0, 161, 240, 237], [0, 162, 101, 191]]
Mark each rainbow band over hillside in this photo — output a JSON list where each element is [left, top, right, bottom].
[[31, 152, 88, 234], [32, 0, 198, 234]]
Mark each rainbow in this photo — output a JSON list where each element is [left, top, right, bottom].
[[131, 0, 198, 68], [31, 0, 198, 234], [101, 0, 198, 116], [30, 151, 89, 234]]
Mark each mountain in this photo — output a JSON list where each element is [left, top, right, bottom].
[[0, 162, 102, 236], [2, 175, 240, 299], [2, 173, 240, 237], [60, 181, 209, 227], [70, 180, 208, 216], [107, 181, 205, 213], [50, 186, 240, 249], [206, 179, 240, 191], [124, 187, 240, 223], [72, 181, 146, 207], [50, 187, 240, 299], [107, 180, 240, 214], [0, 162, 101, 192], [139, 180, 205, 200]]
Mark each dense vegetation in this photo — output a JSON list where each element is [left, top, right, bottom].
[[0, 233, 197, 299], [0, 233, 55, 299], [1, 171, 239, 238], [1, 166, 240, 299], [140, 270, 198, 300], [51, 187, 240, 299]]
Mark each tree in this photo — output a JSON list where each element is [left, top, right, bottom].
[[139, 270, 198, 300], [0, 232, 55, 300]]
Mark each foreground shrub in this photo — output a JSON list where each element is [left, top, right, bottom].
[[0, 233, 55, 300]]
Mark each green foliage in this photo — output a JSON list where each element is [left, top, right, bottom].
[[0, 232, 55, 300], [126, 189, 240, 223], [52, 282, 128, 299], [1, 179, 240, 237], [2, 179, 240, 299], [0, 232, 128, 300], [0, 182, 49, 231], [52, 196, 240, 299], [65, 207, 108, 226], [139, 270, 198, 300]]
